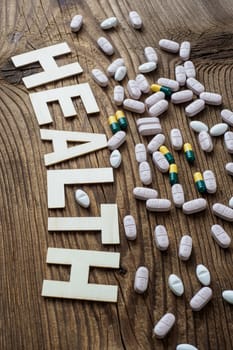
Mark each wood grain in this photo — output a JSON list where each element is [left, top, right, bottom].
[[1, 0, 233, 349]]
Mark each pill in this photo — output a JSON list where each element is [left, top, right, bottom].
[[212, 203, 233, 222], [113, 85, 125, 105], [145, 92, 165, 110], [152, 151, 170, 173], [171, 90, 193, 104], [154, 225, 169, 251], [136, 116, 160, 127], [75, 189, 90, 208], [176, 344, 198, 350], [182, 198, 207, 215], [138, 124, 162, 136], [229, 197, 233, 208], [108, 115, 120, 134], [221, 109, 233, 126], [127, 80, 141, 100], [170, 128, 183, 150], [184, 143, 195, 163], [200, 92, 222, 106], [179, 235, 192, 261], [129, 11, 142, 29], [153, 313, 176, 339], [193, 172, 207, 194], [203, 170, 217, 194], [171, 183, 185, 208], [224, 131, 233, 153], [175, 65, 186, 86], [196, 264, 211, 286], [210, 123, 228, 136], [139, 61, 157, 73], [107, 130, 126, 150], [147, 134, 165, 153], [186, 77, 204, 95], [91, 68, 109, 87], [190, 287, 212, 311], [107, 58, 125, 76], [185, 99, 205, 117], [136, 74, 150, 93], [109, 149, 122, 168], [189, 120, 208, 133], [159, 39, 179, 53], [168, 274, 184, 296], [146, 198, 171, 212], [179, 41, 191, 61], [100, 17, 118, 30], [226, 162, 233, 175], [123, 99, 145, 113], [149, 99, 169, 117], [97, 36, 114, 55], [169, 164, 178, 185], [184, 60, 196, 78], [157, 78, 179, 92], [123, 215, 137, 240], [151, 83, 172, 97], [211, 224, 231, 248], [115, 110, 128, 130], [134, 267, 149, 293], [160, 145, 175, 164], [70, 14, 83, 32], [135, 143, 147, 163], [133, 187, 158, 200], [144, 46, 158, 63], [114, 66, 127, 81], [222, 290, 233, 305], [139, 161, 152, 185], [198, 131, 213, 153]]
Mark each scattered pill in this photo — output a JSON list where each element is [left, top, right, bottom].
[[169, 164, 178, 185], [168, 274, 184, 296], [184, 143, 195, 163], [153, 313, 176, 339], [200, 92, 222, 106], [152, 151, 170, 173], [100, 17, 118, 30], [144, 46, 158, 63], [182, 198, 207, 215], [226, 162, 233, 176], [172, 183, 185, 208], [159, 39, 179, 53], [184, 60, 196, 78], [159, 145, 175, 164], [107, 58, 125, 76], [203, 170, 217, 194], [179, 235, 192, 261], [139, 61, 157, 73], [75, 189, 90, 208], [136, 116, 160, 127], [186, 77, 204, 95], [198, 131, 213, 153], [222, 290, 233, 305], [113, 85, 125, 105], [97, 36, 114, 55], [108, 115, 120, 134], [133, 187, 158, 200], [147, 134, 165, 153], [221, 109, 233, 126], [134, 266, 149, 293], [151, 83, 172, 97], [109, 149, 122, 168], [175, 65, 186, 86], [127, 79, 141, 99], [224, 131, 233, 153], [190, 287, 212, 311], [210, 123, 228, 136], [189, 120, 208, 133], [179, 41, 191, 61], [146, 198, 171, 212], [115, 110, 128, 130], [149, 99, 169, 117], [170, 128, 183, 150], [157, 78, 179, 91], [211, 224, 231, 248], [138, 124, 162, 136], [171, 90, 193, 104], [123, 99, 145, 113], [185, 99, 205, 117], [107, 130, 126, 150], [129, 11, 142, 29], [135, 143, 147, 163], [139, 161, 152, 185], [70, 14, 83, 32], [154, 225, 169, 251], [123, 215, 137, 240], [212, 203, 233, 222], [114, 65, 127, 81], [176, 344, 198, 350], [91, 68, 109, 87], [136, 74, 150, 93], [196, 264, 211, 286], [193, 172, 207, 194], [145, 92, 165, 110]]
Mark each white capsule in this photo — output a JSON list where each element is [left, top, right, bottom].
[[190, 287, 212, 311], [210, 123, 228, 136], [129, 11, 142, 29], [139, 61, 157, 73], [229, 196, 233, 208], [196, 264, 211, 286], [91, 69, 109, 87], [145, 92, 165, 110], [179, 235, 192, 261], [203, 170, 217, 194], [107, 58, 125, 76], [123, 99, 145, 113], [75, 189, 90, 208], [127, 80, 141, 100], [139, 161, 152, 185], [113, 85, 124, 105], [185, 99, 205, 117], [144, 46, 158, 63], [211, 224, 231, 248], [133, 187, 158, 200], [168, 274, 184, 296], [172, 184, 185, 208], [186, 77, 204, 95], [226, 162, 233, 176], [154, 225, 169, 251], [70, 14, 83, 32], [136, 117, 160, 127], [222, 290, 233, 305], [149, 99, 169, 117], [189, 120, 208, 133], [198, 131, 213, 153], [134, 266, 149, 293], [138, 124, 162, 136], [157, 78, 179, 91], [224, 131, 233, 153], [152, 151, 170, 173], [212, 203, 233, 222], [146, 198, 171, 212], [176, 344, 198, 350], [97, 36, 114, 55], [123, 215, 137, 240], [147, 134, 165, 153], [114, 66, 127, 81], [136, 74, 150, 93], [171, 90, 193, 104], [221, 109, 233, 126], [110, 149, 122, 168], [170, 128, 183, 150], [184, 60, 196, 78], [182, 198, 207, 215], [200, 92, 222, 106], [179, 41, 191, 61], [100, 17, 118, 30], [107, 130, 126, 150], [153, 313, 176, 339], [159, 39, 179, 53], [135, 143, 147, 163], [175, 65, 186, 86]]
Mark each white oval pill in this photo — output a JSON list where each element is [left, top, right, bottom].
[[189, 120, 208, 133], [138, 124, 162, 136], [222, 290, 233, 305], [203, 170, 217, 194], [159, 39, 179, 53], [136, 74, 150, 93], [170, 128, 183, 150], [190, 287, 212, 311], [200, 92, 222, 106], [107, 130, 126, 150], [133, 187, 158, 200], [229, 196, 233, 208], [224, 131, 233, 153], [212, 203, 233, 222], [139, 161, 152, 185], [147, 134, 165, 153], [144, 46, 158, 63], [110, 149, 122, 168], [139, 61, 157, 73], [97, 36, 114, 55], [123, 215, 137, 240], [123, 99, 145, 113], [168, 274, 184, 296], [226, 162, 233, 176], [107, 58, 125, 76], [70, 14, 83, 32], [157, 78, 179, 91], [179, 41, 191, 61], [134, 266, 149, 293], [135, 143, 147, 163], [171, 90, 193, 104], [210, 123, 228, 136], [146, 198, 171, 212], [127, 80, 141, 100], [198, 131, 213, 152], [145, 92, 165, 109], [136, 117, 160, 127], [186, 77, 204, 95], [149, 99, 169, 117], [182, 198, 207, 215], [179, 235, 192, 261], [196, 264, 211, 286], [153, 313, 176, 339], [91, 68, 109, 87], [185, 99, 205, 117], [211, 224, 231, 248], [152, 151, 170, 173], [172, 184, 185, 208], [75, 189, 90, 208], [100, 17, 118, 30], [129, 11, 142, 29], [221, 109, 233, 126], [184, 60, 196, 78], [176, 344, 198, 350], [175, 65, 186, 86], [113, 85, 124, 105], [154, 225, 169, 251], [114, 66, 127, 81]]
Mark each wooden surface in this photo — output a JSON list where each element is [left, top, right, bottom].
[[1, 0, 233, 349]]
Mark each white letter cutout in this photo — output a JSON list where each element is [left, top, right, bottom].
[[11, 42, 83, 88], [42, 248, 120, 302]]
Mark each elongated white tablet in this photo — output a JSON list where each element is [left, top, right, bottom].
[[153, 313, 176, 338], [136, 117, 160, 127], [221, 109, 233, 126], [110, 149, 122, 168], [136, 74, 150, 93], [157, 78, 179, 91], [224, 131, 233, 153], [100, 17, 118, 30], [97, 37, 114, 55], [211, 224, 231, 248], [203, 170, 217, 194], [189, 120, 208, 133], [182, 198, 207, 214], [179, 41, 191, 61], [138, 124, 162, 136], [133, 187, 158, 200], [152, 151, 170, 173], [210, 123, 228, 136], [176, 344, 198, 350], [226, 162, 233, 175], [114, 66, 127, 81], [200, 92, 222, 105], [168, 274, 184, 296], [222, 290, 233, 305], [172, 184, 185, 207], [212, 203, 233, 222], [154, 225, 169, 251], [196, 264, 211, 286], [135, 143, 147, 163], [146, 198, 171, 212], [159, 39, 179, 53], [139, 62, 157, 73], [175, 65, 186, 86], [145, 92, 165, 109], [70, 14, 83, 32], [127, 80, 141, 100], [107, 130, 126, 150], [113, 85, 124, 105], [75, 189, 90, 208], [149, 99, 168, 117], [134, 266, 149, 293], [129, 11, 142, 29], [186, 77, 204, 95], [170, 128, 183, 150], [229, 196, 233, 208], [139, 161, 152, 185], [185, 99, 205, 117], [179, 235, 192, 261], [144, 46, 158, 63], [198, 131, 213, 152], [91, 69, 109, 87], [184, 60, 196, 78], [107, 58, 125, 76], [123, 99, 145, 113], [123, 215, 137, 240], [190, 287, 212, 311], [147, 134, 165, 153], [171, 90, 193, 104]]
